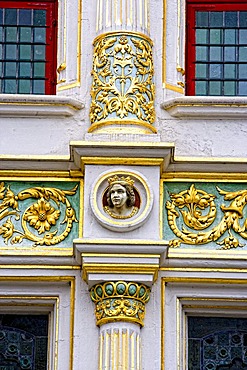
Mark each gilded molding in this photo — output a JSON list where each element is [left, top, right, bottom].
[[90, 31, 155, 133], [164, 183, 247, 250], [90, 281, 150, 327]]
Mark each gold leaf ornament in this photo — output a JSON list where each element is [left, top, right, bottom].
[[166, 184, 247, 249]]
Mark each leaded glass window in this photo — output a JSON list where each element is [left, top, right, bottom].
[[186, 1, 247, 96], [0, 314, 49, 369], [188, 317, 247, 370], [0, 0, 57, 94]]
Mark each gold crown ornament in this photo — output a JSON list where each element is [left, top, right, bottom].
[[107, 175, 135, 187]]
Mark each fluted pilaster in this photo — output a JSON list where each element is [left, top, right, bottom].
[[99, 323, 141, 370]]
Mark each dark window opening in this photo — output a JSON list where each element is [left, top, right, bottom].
[[0, 0, 57, 94]]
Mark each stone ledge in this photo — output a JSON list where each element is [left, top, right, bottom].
[[0, 94, 84, 117], [161, 97, 247, 119]]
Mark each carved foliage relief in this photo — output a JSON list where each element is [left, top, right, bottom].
[[0, 181, 79, 248], [90, 33, 155, 125], [164, 182, 247, 250]]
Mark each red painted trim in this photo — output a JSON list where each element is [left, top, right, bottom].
[[186, 1, 247, 96], [0, 0, 57, 95]]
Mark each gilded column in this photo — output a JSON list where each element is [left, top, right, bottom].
[[90, 281, 150, 370], [89, 0, 156, 134]]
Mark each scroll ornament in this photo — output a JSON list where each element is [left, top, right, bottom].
[[90, 33, 155, 125], [0, 182, 78, 246], [166, 184, 247, 250]]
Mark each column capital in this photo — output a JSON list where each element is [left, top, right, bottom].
[[90, 280, 150, 327], [73, 239, 168, 288]]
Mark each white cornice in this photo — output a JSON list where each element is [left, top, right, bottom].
[[161, 96, 247, 119], [0, 94, 84, 117]]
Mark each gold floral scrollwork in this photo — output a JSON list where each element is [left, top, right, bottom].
[[90, 281, 150, 327], [166, 184, 247, 250], [90, 32, 155, 126], [0, 182, 78, 247]]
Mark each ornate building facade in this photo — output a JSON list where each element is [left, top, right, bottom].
[[0, 0, 247, 369]]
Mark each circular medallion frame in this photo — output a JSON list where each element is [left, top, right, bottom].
[[90, 169, 154, 232]]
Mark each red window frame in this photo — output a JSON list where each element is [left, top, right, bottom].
[[0, 0, 58, 94], [186, 0, 247, 96]]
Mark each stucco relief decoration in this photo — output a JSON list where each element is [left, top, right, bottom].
[[165, 183, 247, 250], [89, 32, 155, 127], [90, 170, 153, 232], [0, 181, 79, 247], [90, 281, 150, 327]]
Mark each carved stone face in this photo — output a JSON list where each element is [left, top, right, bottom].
[[110, 184, 128, 208]]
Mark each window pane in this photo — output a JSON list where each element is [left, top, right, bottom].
[[210, 64, 222, 79], [0, 9, 3, 25], [225, 12, 238, 27], [224, 47, 236, 62], [209, 81, 221, 95], [224, 29, 236, 44], [6, 26, 17, 42], [210, 29, 222, 44], [0, 44, 3, 58], [196, 46, 208, 61], [34, 62, 45, 78], [34, 45, 45, 60], [19, 79, 31, 93], [20, 27, 32, 42], [196, 29, 208, 44], [239, 81, 247, 95], [196, 12, 208, 27], [5, 62, 16, 77], [4, 79, 17, 93], [5, 9, 17, 25], [239, 64, 247, 78], [19, 62, 31, 77], [6, 44, 17, 59], [20, 45, 31, 59], [224, 64, 236, 79], [19, 9, 32, 25], [210, 47, 222, 61], [224, 81, 236, 95], [196, 64, 207, 78], [240, 12, 247, 27], [239, 47, 247, 61], [240, 30, 247, 44], [33, 10, 46, 26], [196, 81, 207, 95], [210, 12, 223, 27], [34, 28, 46, 43], [33, 79, 45, 94]]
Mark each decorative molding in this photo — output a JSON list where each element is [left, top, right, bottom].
[[0, 95, 84, 117], [90, 281, 150, 327], [0, 181, 79, 248], [161, 97, 247, 119], [89, 31, 155, 133], [165, 183, 247, 250], [74, 238, 168, 287]]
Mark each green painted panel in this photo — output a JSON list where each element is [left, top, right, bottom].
[[0, 180, 80, 249], [163, 182, 247, 250]]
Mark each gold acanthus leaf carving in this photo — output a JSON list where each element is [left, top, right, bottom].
[[90, 34, 155, 125], [0, 183, 78, 247], [166, 184, 247, 250]]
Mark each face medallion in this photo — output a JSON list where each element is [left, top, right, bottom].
[[110, 184, 128, 208]]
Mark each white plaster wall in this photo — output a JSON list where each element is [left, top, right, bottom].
[[0, 0, 247, 159]]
